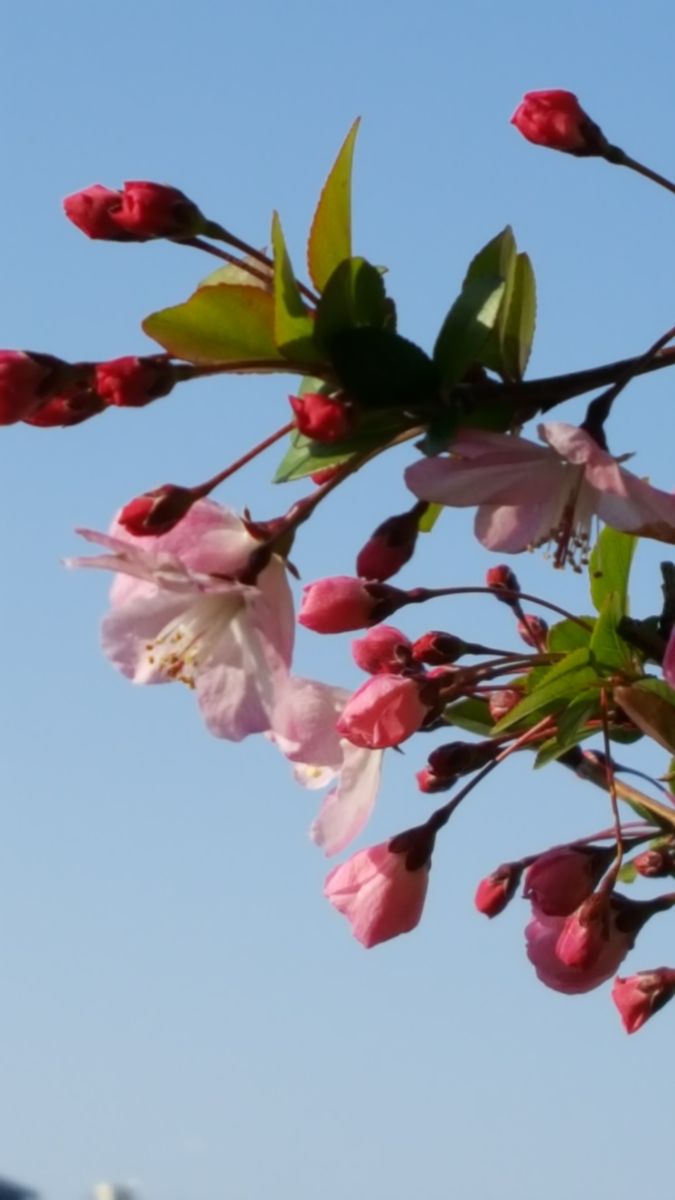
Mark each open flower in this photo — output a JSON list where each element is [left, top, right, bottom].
[[68, 499, 294, 741], [270, 677, 383, 855], [405, 423, 675, 567]]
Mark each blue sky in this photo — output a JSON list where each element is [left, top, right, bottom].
[[3, 2, 675, 1197]]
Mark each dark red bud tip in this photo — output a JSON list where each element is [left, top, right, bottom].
[[356, 508, 421, 582], [485, 564, 520, 604], [95, 357, 177, 408], [290, 393, 353, 444], [412, 630, 466, 665], [511, 90, 611, 157], [388, 823, 437, 872], [517, 614, 549, 647], [475, 863, 522, 918], [119, 484, 196, 537], [24, 388, 106, 427], [415, 766, 458, 794]]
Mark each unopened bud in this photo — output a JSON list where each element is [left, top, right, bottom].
[[511, 90, 612, 158], [517, 614, 548, 647], [412, 630, 466, 666], [475, 862, 522, 918], [356, 503, 425, 582], [290, 392, 353, 443], [299, 576, 407, 634], [25, 388, 106, 427], [612, 968, 675, 1034], [634, 847, 675, 879], [488, 689, 522, 722], [310, 465, 342, 486], [485, 564, 520, 605], [0, 350, 69, 425], [351, 625, 413, 675], [118, 484, 196, 537], [95, 356, 177, 408]]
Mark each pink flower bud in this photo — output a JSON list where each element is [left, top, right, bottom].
[[355, 505, 423, 582], [337, 673, 436, 750], [290, 392, 352, 443], [24, 388, 106, 427], [63, 184, 133, 240], [411, 630, 466, 666], [324, 827, 434, 947], [118, 484, 197, 537], [485, 564, 520, 605], [517, 614, 548, 647], [475, 862, 522, 918], [488, 688, 522, 722], [0, 350, 60, 425], [351, 625, 412, 675], [310, 465, 342, 486], [612, 968, 675, 1034], [555, 892, 614, 970], [523, 843, 615, 917], [511, 90, 610, 157], [634, 847, 675, 878], [95, 356, 177, 408], [113, 181, 206, 239], [298, 577, 405, 634]]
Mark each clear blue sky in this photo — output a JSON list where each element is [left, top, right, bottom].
[[2, 2, 675, 1197]]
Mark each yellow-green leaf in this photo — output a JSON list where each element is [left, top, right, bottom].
[[143, 284, 286, 365], [307, 119, 360, 292], [271, 212, 321, 362]]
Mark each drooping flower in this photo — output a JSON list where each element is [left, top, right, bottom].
[[68, 499, 294, 741], [523, 843, 615, 917], [324, 827, 434, 947], [405, 423, 675, 566], [351, 625, 412, 675], [612, 969, 675, 1034], [270, 676, 383, 855], [337, 673, 437, 750], [511, 90, 609, 156], [525, 908, 632, 994]]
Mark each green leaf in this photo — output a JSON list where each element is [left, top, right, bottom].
[[443, 696, 494, 736], [614, 679, 675, 754], [314, 257, 388, 347], [500, 252, 536, 381], [271, 212, 320, 362], [273, 409, 408, 483], [433, 275, 506, 387], [328, 327, 440, 410], [464, 226, 516, 288], [198, 257, 273, 290], [589, 593, 635, 671], [418, 502, 443, 533], [493, 647, 600, 732], [589, 526, 636, 615], [307, 119, 360, 292], [547, 617, 594, 653], [143, 284, 286, 366], [533, 691, 599, 766], [617, 860, 638, 884]]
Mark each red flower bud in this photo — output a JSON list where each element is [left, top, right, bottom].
[[113, 181, 206, 239], [118, 484, 197, 537], [612, 968, 675, 1034], [310, 465, 342, 486], [475, 862, 522, 918], [412, 631, 466, 666], [298, 577, 406, 634], [25, 388, 106, 427], [517, 614, 548, 647], [356, 504, 424, 582], [95, 356, 177, 408], [351, 625, 413, 675], [416, 766, 458, 794], [290, 393, 353, 443], [63, 184, 134, 240], [485, 564, 520, 605], [511, 90, 610, 157], [634, 847, 675, 878], [0, 350, 66, 425]]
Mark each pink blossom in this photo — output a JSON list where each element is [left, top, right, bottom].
[[269, 676, 383, 855], [298, 576, 403, 634], [324, 833, 432, 947], [68, 499, 294, 741], [664, 628, 675, 688], [525, 908, 633, 994], [612, 969, 675, 1034], [351, 625, 412, 675], [523, 844, 614, 917], [336, 673, 434, 750], [405, 423, 675, 565]]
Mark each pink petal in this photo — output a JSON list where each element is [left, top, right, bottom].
[[311, 745, 383, 855]]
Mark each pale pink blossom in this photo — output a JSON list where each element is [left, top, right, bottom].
[[336, 673, 434, 750], [405, 423, 675, 566], [324, 833, 432, 947], [612, 969, 675, 1034], [523, 844, 614, 917], [270, 676, 383, 855], [68, 499, 294, 741]]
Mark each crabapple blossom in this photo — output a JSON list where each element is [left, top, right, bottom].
[[405, 423, 675, 566], [612, 969, 675, 1034], [511, 90, 610, 156], [337, 673, 437, 750], [298, 576, 404, 633], [523, 844, 615, 917], [68, 499, 294, 741], [324, 828, 433, 947], [351, 625, 412, 675]]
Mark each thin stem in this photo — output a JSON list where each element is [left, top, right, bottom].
[[402, 586, 594, 631], [178, 236, 275, 289], [599, 688, 623, 886], [581, 325, 675, 447], [202, 222, 320, 307], [559, 748, 675, 833], [192, 421, 295, 498], [619, 152, 675, 197]]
